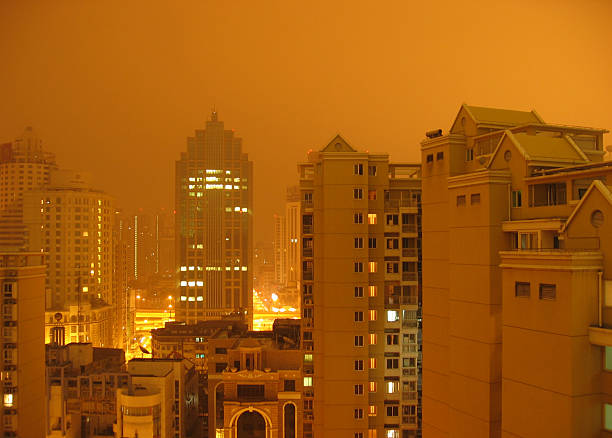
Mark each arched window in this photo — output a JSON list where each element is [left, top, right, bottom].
[[284, 403, 295, 438]]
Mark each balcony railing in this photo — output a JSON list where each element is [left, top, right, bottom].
[[303, 272, 313, 281], [303, 225, 313, 234], [402, 224, 417, 234], [402, 296, 418, 305], [402, 391, 417, 401], [402, 272, 417, 282], [402, 248, 417, 258], [303, 247, 313, 258], [402, 368, 417, 377], [402, 415, 417, 424]]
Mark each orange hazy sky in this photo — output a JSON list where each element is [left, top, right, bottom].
[[1, 0, 611, 241]]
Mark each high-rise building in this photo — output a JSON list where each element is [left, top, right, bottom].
[[421, 104, 611, 437], [0, 251, 46, 438], [298, 135, 422, 438], [175, 111, 253, 325], [0, 127, 57, 250], [23, 170, 115, 347], [286, 185, 301, 286], [273, 213, 287, 286]]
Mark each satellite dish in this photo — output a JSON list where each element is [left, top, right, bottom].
[[139, 345, 151, 355]]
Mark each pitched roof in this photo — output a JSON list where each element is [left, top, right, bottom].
[[320, 134, 357, 152], [510, 132, 587, 163], [464, 105, 543, 127], [561, 180, 612, 233]]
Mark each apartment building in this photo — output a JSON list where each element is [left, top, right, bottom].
[[0, 252, 46, 438], [175, 110, 253, 325], [286, 185, 301, 286], [46, 343, 128, 438], [0, 127, 57, 249], [421, 104, 611, 437], [298, 135, 422, 438], [23, 169, 115, 347]]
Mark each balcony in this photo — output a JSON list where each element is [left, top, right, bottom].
[[402, 415, 417, 425], [402, 248, 417, 258], [303, 247, 313, 258], [402, 272, 417, 282], [303, 225, 313, 235], [401, 224, 417, 234], [402, 368, 417, 377], [303, 271, 313, 281], [589, 326, 612, 346], [402, 391, 417, 401]]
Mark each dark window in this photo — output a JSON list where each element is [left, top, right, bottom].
[[354, 213, 363, 224], [368, 166, 377, 176], [284, 403, 296, 438], [426, 154, 434, 163], [284, 380, 296, 392], [353, 188, 363, 199], [354, 384, 363, 395], [354, 335, 364, 346], [354, 287, 364, 297], [354, 311, 363, 322], [215, 347, 227, 354], [368, 238, 376, 249], [354, 262, 363, 273], [470, 193, 480, 204], [456, 195, 466, 206], [354, 237, 363, 249], [515, 282, 530, 298], [386, 406, 399, 416], [354, 408, 363, 419], [215, 363, 227, 373], [237, 384, 265, 400], [354, 164, 363, 175], [539, 284, 556, 300], [436, 151, 444, 161], [511, 190, 522, 208], [354, 360, 364, 370], [386, 358, 399, 369]]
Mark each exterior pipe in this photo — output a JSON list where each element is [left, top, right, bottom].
[[598, 270, 603, 328]]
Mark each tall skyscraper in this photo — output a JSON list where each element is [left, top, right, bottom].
[[273, 213, 287, 286], [0, 127, 57, 250], [299, 135, 422, 438], [421, 104, 610, 437], [175, 111, 253, 325], [23, 170, 115, 346], [0, 251, 46, 438]]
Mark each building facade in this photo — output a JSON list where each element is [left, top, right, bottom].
[[285, 185, 301, 287], [0, 127, 57, 250], [175, 111, 253, 325], [23, 169, 115, 347], [0, 252, 46, 438], [298, 136, 422, 438], [420, 104, 611, 437]]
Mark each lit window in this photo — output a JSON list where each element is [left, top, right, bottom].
[[369, 382, 377, 392], [369, 358, 376, 369], [368, 286, 377, 297], [368, 214, 377, 225], [3, 394, 13, 407], [386, 310, 398, 322], [369, 333, 377, 345], [368, 405, 377, 416], [304, 354, 313, 363], [303, 377, 313, 387], [386, 381, 398, 394], [369, 262, 377, 273], [369, 309, 377, 321]]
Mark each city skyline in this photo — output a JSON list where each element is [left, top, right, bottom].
[[2, 1, 611, 241]]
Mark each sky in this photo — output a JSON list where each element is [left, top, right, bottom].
[[1, 0, 611, 241]]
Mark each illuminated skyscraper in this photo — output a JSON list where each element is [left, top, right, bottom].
[[175, 111, 253, 325]]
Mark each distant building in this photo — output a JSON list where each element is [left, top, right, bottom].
[[46, 343, 128, 438], [115, 358, 199, 438], [0, 252, 46, 438], [285, 185, 301, 286], [23, 169, 115, 347], [297, 136, 422, 438], [273, 214, 287, 287], [421, 104, 611, 437], [175, 111, 253, 326], [0, 127, 57, 250]]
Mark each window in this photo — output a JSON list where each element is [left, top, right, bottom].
[[386, 214, 398, 225], [369, 358, 377, 369], [511, 190, 522, 207], [386, 406, 399, 416], [386, 262, 399, 274], [466, 148, 474, 161], [284, 380, 296, 391], [354, 262, 363, 273], [368, 190, 377, 200], [354, 188, 363, 199], [426, 154, 434, 163], [368, 165, 377, 176], [368, 405, 377, 416], [456, 195, 466, 206], [304, 353, 313, 362], [354, 360, 364, 370], [515, 282, 530, 298], [354, 384, 364, 395], [530, 183, 567, 206], [386, 334, 399, 345], [605, 403, 612, 431], [354, 286, 364, 297], [369, 309, 377, 321], [368, 213, 377, 225], [436, 151, 444, 161], [386, 358, 399, 369], [354, 164, 363, 175], [470, 193, 480, 204], [355, 433, 364, 438], [369, 285, 377, 297], [354, 335, 364, 347], [368, 262, 377, 273], [368, 238, 377, 248], [215, 347, 227, 354], [386, 238, 398, 249], [369, 382, 377, 392], [354, 408, 363, 419], [369, 333, 377, 345], [386, 310, 399, 322], [354, 311, 364, 322], [303, 377, 313, 387], [606, 347, 612, 371], [354, 237, 363, 249], [354, 213, 363, 224], [539, 284, 556, 300]]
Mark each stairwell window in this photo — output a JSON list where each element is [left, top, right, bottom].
[[539, 284, 556, 300]]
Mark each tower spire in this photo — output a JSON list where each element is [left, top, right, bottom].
[[211, 106, 218, 122]]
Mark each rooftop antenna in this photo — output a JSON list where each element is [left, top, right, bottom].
[[211, 105, 218, 122]]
